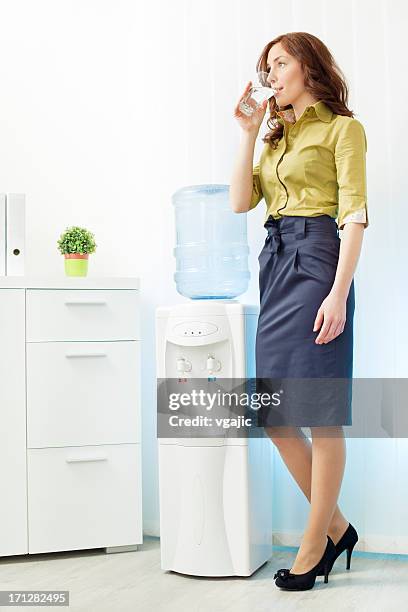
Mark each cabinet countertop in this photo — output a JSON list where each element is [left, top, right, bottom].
[[0, 277, 140, 290]]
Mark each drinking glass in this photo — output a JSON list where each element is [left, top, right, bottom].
[[238, 71, 277, 116]]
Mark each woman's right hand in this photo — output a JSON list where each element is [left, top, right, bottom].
[[233, 81, 268, 133]]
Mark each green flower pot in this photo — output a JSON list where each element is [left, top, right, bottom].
[[64, 253, 89, 276]]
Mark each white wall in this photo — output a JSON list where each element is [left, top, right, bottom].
[[1, 0, 406, 553]]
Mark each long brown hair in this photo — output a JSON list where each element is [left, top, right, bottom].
[[257, 32, 354, 149]]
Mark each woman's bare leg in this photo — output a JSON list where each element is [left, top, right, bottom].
[[265, 426, 349, 548]]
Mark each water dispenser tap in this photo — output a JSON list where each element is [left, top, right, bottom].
[[176, 357, 192, 374], [206, 356, 221, 373]]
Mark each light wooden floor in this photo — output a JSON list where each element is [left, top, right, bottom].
[[0, 537, 407, 611]]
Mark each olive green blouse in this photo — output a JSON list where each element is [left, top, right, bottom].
[[249, 100, 369, 230]]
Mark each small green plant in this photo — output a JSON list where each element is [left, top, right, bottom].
[[57, 226, 97, 255]]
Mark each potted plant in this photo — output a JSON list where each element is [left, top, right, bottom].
[[57, 226, 97, 277]]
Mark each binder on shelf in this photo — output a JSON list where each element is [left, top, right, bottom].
[[0, 194, 5, 276], [6, 193, 25, 276]]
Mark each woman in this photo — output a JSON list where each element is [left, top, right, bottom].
[[230, 32, 367, 591]]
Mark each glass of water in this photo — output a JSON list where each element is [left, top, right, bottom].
[[238, 71, 277, 116]]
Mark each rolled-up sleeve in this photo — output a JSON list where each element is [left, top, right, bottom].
[[335, 118, 369, 230], [248, 162, 264, 210]]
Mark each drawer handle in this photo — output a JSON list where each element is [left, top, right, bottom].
[[65, 352, 108, 358], [66, 456, 108, 463], [64, 299, 108, 305]]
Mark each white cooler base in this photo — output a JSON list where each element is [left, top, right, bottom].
[[158, 438, 273, 577]]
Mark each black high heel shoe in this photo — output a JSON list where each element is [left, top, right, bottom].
[[274, 536, 336, 591], [317, 523, 359, 575]]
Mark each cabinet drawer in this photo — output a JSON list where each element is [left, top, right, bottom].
[[27, 341, 140, 448], [27, 444, 142, 553], [26, 289, 140, 341]]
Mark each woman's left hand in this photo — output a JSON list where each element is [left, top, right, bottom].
[[313, 290, 347, 344]]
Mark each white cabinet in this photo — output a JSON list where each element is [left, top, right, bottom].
[[0, 290, 28, 556], [0, 278, 142, 556]]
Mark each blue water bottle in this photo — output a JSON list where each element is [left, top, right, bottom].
[[172, 184, 250, 299]]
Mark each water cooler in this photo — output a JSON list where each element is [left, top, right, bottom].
[[156, 185, 273, 577]]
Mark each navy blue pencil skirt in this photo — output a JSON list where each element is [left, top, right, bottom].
[[255, 214, 355, 428]]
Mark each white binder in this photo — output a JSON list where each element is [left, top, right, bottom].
[[0, 194, 5, 276], [6, 193, 25, 276]]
